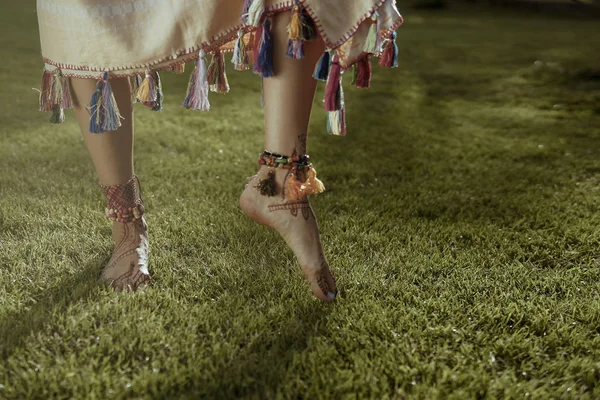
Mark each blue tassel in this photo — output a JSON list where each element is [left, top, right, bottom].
[[89, 72, 122, 134], [391, 32, 399, 68], [256, 19, 274, 78], [286, 40, 304, 60], [312, 51, 330, 81], [151, 71, 163, 111]]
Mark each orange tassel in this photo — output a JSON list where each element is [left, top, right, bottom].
[[286, 170, 303, 200], [285, 166, 325, 200], [303, 167, 325, 195]]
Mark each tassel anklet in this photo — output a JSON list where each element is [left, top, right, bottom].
[[100, 175, 145, 223], [256, 150, 325, 201]]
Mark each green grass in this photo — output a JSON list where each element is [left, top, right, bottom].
[[1, 3, 600, 399]]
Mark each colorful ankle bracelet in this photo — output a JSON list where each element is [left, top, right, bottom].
[[100, 175, 145, 223], [256, 150, 325, 200]]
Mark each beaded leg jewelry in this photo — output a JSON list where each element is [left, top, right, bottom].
[[99, 175, 150, 291], [256, 150, 325, 200]]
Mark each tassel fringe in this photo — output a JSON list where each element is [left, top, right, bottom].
[[182, 50, 211, 111], [286, 166, 326, 201], [245, 0, 264, 27], [39, 68, 72, 124], [256, 169, 277, 196], [363, 12, 379, 54], [136, 71, 163, 111], [253, 19, 274, 78], [313, 51, 330, 81], [380, 31, 399, 68], [232, 30, 250, 71], [89, 72, 122, 134], [207, 51, 230, 94], [354, 56, 372, 88]]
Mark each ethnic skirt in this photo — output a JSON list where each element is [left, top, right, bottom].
[[36, 0, 404, 135]]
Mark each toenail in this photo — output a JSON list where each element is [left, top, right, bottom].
[[327, 292, 336, 300]]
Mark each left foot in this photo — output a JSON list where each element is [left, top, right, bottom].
[[240, 166, 338, 302], [100, 216, 150, 291]]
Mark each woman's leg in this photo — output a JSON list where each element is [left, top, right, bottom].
[[241, 12, 338, 302], [69, 78, 150, 291]]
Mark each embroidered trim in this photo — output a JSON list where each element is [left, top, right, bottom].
[[40, 1, 404, 78]]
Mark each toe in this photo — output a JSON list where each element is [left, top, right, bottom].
[[310, 271, 336, 302]]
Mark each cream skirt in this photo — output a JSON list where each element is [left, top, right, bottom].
[[36, 0, 403, 134]]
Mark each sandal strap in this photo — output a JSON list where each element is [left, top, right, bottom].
[[100, 175, 145, 223]]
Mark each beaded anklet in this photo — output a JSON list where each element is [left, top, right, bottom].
[[100, 175, 145, 223], [256, 150, 325, 200]]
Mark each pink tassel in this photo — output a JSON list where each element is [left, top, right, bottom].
[[39, 70, 53, 112], [355, 56, 372, 89], [182, 50, 210, 111], [324, 55, 342, 112], [379, 32, 399, 68]]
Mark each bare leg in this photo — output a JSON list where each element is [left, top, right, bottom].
[[69, 78, 150, 291], [240, 13, 338, 302]]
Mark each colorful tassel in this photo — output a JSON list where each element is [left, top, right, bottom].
[[327, 109, 346, 136], [286, 166, 325, 201], [302, 9, 318, 40], [324, 55, 342, 112], [363, 12, 379, 54], [50, 69, 72, 110], [312, 51, 330, 81], [89, 72, 122, 134], [207, 51, 230, 94], [324, 55, 346, 136], [256, 169, 277, 196], [286, 40, 304, 60], [50, 104, 65, 124], [232, 30, 250, 71], [129, 74, 143, 103], [245, 0, 264, 27], [151, 71, 163, 111], [288, 5, 303, 41], [171, 63, 186, 74], [136, 71, 163, 110], [253, 19, 274, 78], [286, 2, 313, 60], [379, 31, 399, 68], [42, 68, 72, 123], [242, 0, 252, 21], [39, 70, 53, 112], [182, 50, 210, 111], [136, 71, 157, 104], [354, 56, 372, 88]]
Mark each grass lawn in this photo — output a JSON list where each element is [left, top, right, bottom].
[[1, 2, 600, 399]]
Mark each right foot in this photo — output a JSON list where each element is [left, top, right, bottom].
[[100, 216, 150, 291], [240, 166, 338, 302]]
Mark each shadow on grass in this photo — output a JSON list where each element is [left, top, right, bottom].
[[0, 257, 102, 360], [179, 299, 333, 398]]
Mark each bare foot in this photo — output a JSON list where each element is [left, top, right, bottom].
[[240, 166, 338, 302], [100, 216, 150, 291]]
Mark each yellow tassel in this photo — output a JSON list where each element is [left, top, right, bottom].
[[136, 73, 152, 102], [288, 6, 303, 41], [171, 63, 186, 74]]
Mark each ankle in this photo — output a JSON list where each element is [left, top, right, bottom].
[[253, 150, 325, 201]]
